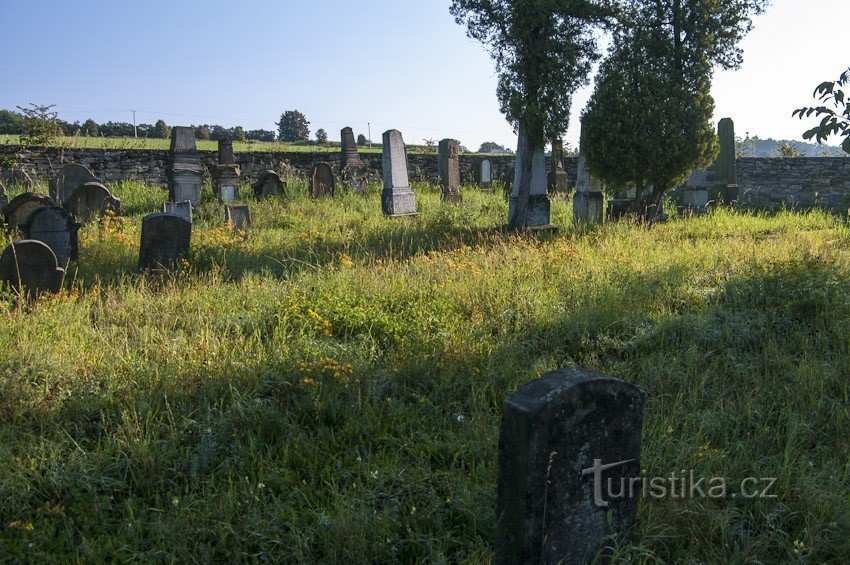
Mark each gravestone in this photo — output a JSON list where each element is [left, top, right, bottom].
[[162, 201, 193, 224], [3, 192, 55, 230], [225, 205, 252, 230], [21, 205, 80, 266], [680, 170, 710, 216], [714, 118, 738, 204], [438, 139, 462, 203], [340, 127, 367, 193], [65, 182, 121, 222], [49, 163, 100, 204], [0, 183, 7, 209], [495, 367, 645, 564], [208, 139, 241, 202], [167, 126, 204, 206], [0, 168, 33, 189], [509, 129, 551, 227], [479, 159, 492, 190], [252, 170, 287, 198], [0, 240, 65, 298], [573, 153, 605, 224], [381, 130, 417, 216], [138, 213, 192, 271], [548, 139, 569, 194], [310, 162, 335, 198]]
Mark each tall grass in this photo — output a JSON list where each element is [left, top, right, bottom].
[[0, 180, 848, 561]]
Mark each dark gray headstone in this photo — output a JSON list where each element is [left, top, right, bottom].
[[21, 205, 80, 266], [49, 164, 99, 204], [252, 170, 286, 198], [138, 213, 192, 271], [0, 168, 33, 189], [495, 367, 645, 564], [381, 129, 417, 216], [167, 126, 204, 206], [310, 162, 335, 198], [715, 118, 737, 187], [3, 192, 56, 231], [170, 126, 197, 153], [218, 139, 235, 165], [0, 183, 7, 209], [162, 201, 193, 224], [340, 127, 367, 193], [548, 139, 569, 194], [65, 182, 121, 222], [225, 205, 252, 230], [0, 240, 65, 298], [438, 138, 462, 203]]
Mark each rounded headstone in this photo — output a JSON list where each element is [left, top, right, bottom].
[[252, 170, 286, 198], [310, 162, 335, 198], [138, 213, 192, 271], [0, 240, 65, 298], [0, 168, 33, 189], [66, 182, 121, 222], [2, 192, 55, 230], [21, 205, 79, 266], [49, 164, 99, 204]]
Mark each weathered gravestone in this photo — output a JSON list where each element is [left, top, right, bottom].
[[509, 129, 551, 228], [679, 170, 710, 216], [225, 205, 252, 230], [208, 139, 241, 202], [167, 126, 204, 206], [714, 117, 738, 204], [340, 126, 367, 193], [495, 367, 645, 565], [65, 182, 121, 222], [0, 183, 7, 209], [573, 153, 605, 224], [21, 205, 80, 266], [0, 168, 33, 189], [252, 170, 287, 198], [479, 159, 492, 190], [49, 163, 100, 205], [548, 139, 569, 194], [138, 213, 192, 271], [3, 192, 55, 230], [381, 129, 417, 216], [438, 138, 463, 203], [0, 240, 65, 298], [162, 201, 193, 224], [310, 162, 335, 198]]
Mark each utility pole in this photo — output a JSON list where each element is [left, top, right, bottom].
[[368, 122, 371, 148], [132, 110, 137, 138]]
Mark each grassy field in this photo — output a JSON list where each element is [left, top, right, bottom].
[[0, 179, 848, 561]]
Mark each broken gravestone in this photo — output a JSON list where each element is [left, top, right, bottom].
[[162, 201, 193, 224], [310, 162, 335, 198], [225, 205, 252, 230], [495, 367, 645, 564], [438, 138, 462, 203], [49, 163, 100, 205], [2, 192, 55, 230], [21, 205, 80, 266], [138, 213, 192, 271], [0, 240, 65, 298], [252, 170, 286, 198], [65, 182, 121, 222], [381, 129, 417, 216]]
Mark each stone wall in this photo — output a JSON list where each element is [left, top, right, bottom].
[[737, 157, 850, 211]]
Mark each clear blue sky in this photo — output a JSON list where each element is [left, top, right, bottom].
[[1, 0, 847, 151]]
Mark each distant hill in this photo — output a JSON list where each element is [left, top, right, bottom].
[[737, 137, 846, 157]]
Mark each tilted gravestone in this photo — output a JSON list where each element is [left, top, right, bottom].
[[496, 367, 645, 564], [252, 170, 286, 198], [479, 159, 492, 190], [381, 129, 417, 216], [208, 139, 241, 202], [0, 168, 33, 189], [138, 213, 192, 271], [49, 163, 100, 205], [310, 162, 335, 198], [2, 192, 56, 230], [438, 138, 462, 203], [162, 201, 193, 224], [548, 139, 569, 194], [225, 205, 252, 230], [509, 129, 551, 227], [340, 127, 366, 193], [0, 240, 65, 298], [167, 126, 204, 206], [65, 182, 121, 222], [21, 205, 80, 266]]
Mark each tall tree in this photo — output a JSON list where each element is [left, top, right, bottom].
[[451, 0, 614, 229], [315, 128, 328, 144], [82, 119, 99, 137], [277, 110, 310, 142], [794, 68, 850, 154], [153, 119, 170, 139]]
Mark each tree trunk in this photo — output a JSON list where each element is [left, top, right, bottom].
[[508, 125, 544, 231]]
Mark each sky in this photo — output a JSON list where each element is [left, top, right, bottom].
[[0, 0, 847, 151]]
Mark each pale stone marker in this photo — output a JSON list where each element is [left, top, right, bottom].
[[340, 126, 367, 193], [548, 139, 569, 194], [252, 170, 286, 198], [0, 240, 65, 298], [495, 367, 645, 564], [209, 139, 241, 203], [573, 153, 605, 224], [167, 126, 204, 206], [681, 170, 710, 215], [65, 182, 121, 222], [381, 130, 417, 216], [0, 168, 33, 189], [310, 162, 335, 198], [162, 201, 193, 224], [21, 205, 80, 266], [509, 129, 551, 227], [480, 159, 492, 189], [2, 192, 55, 230], [225, 205, 252, 230], [49, 163, 100, 204], [138, 213, 192, 271], [438, 138, 463, 203]]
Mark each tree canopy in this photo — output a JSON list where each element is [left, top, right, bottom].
[[794, 67, 850, 154], [277, 110, 310, 142]]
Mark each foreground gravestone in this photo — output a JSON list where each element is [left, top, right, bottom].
[[340, 126, 367, 193], [0, 168, 33, 189], [162, 201, 193, 224], [167, 126, 204, 206], [714, 118, 738, 204], [21, 205, 79, 266], [548, 139, 569, 194], [225, 205, 252, 230], [65, 182, 121, 222], [310, 162, 335, 198], [479, 159, 492, 190], [381, 129, 417, 216], [573, 153, 605, 224], [495, 367, 645, 564], [509, 129, 551, 227], [138, 213, 192, 271], [208, 139, 241, 202], [3, 192, 55, 230], [49, 163, 100, 205], [438, 138, 463, 203], [0, 240, 65, 298], [252, 170, 287, 198]]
